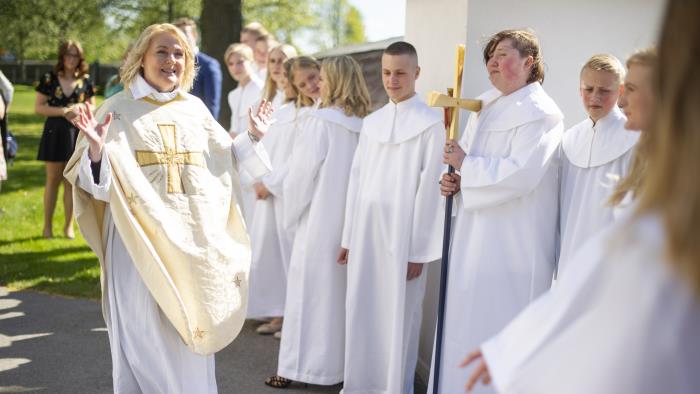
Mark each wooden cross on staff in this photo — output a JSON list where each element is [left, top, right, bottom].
[[427, 44, 482, 394]]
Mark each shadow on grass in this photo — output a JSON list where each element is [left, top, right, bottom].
[[2, 160, 45, 193], [7, 111, 45, 128], [0, 246, 100, 299], [0, 236, 44, 247]]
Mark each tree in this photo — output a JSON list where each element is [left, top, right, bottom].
[[242, 0, 366, 52], [0, 0, 115, 78], [201, 0, 242, 127]]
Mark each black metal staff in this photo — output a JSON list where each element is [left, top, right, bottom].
[[427, 44, 482, 393]]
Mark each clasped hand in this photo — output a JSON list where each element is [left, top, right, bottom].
[[443, 139, 465, 169], [254, 182, 271, 200]]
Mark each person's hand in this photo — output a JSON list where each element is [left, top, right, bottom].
[[254, 182, 271, 200], [337, 248, 349, 265], [443, 139, 466, 169], [248, 99, 274, 139], [460, 349, 492, 392], [73, 105, 112, 162], [440, 173, 461, 197], [63, 104, 81, 121], [407, 262, 424, 280]]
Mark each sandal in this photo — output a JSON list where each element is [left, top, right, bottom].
[[265, 375, 292, 389]]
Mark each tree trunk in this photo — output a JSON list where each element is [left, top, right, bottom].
[[200, 0, 242, 128]]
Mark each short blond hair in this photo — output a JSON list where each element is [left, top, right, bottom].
[[320, 56, 371, 118], [224, 43, 253, 63], [581, 54, 626, 84], [121, 24, 196, 92], [241, 22, 269, 40]]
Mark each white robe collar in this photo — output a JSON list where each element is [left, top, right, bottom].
[[362, 93, 442, 144], [309, 107, 362, 133], [130, 74, 182, 102], [477, 82, 563, 132], [562, 106, 640, 168]]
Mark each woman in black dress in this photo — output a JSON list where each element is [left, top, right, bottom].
[[35, 40, 95, 238]]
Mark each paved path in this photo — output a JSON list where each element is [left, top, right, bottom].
[[0, 288, 427, 393]]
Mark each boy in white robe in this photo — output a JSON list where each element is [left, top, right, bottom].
[[263, 56, 370, 389], [557, 54, 639, 273], [340, 41, 445, 394], [431, 29, 563, 394], [224, 43, 264, 227]]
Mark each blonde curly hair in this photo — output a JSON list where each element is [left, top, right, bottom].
[[120, 23, 197, 93]]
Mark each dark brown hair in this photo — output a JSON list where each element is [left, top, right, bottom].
[[383, 41, 418, 62], [55, 40, 88, 78], [483, 29, 544, 84]]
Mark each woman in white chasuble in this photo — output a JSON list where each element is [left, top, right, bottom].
[[64, 23, 271, 393]]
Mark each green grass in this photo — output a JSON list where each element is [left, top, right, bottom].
[[0, 85, 103, 299]]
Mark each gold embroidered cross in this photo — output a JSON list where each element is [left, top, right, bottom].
[[193, 327, 206, 339], [233, 274, 242, 288], [135, 124, 205, 193]]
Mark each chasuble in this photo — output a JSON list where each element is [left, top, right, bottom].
[[65, 86, 269, 356]]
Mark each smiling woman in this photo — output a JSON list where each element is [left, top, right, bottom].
[[60, 23, 274, 393], [119, 24, 196, 95]]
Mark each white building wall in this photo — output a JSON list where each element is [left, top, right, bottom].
[[404, 0, 470, 383], [404, 0, 665, 384]]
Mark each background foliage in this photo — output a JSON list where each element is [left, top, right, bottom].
[[0, 0, 366, 64]]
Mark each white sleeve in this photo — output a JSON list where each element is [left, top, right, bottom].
[[282, 118, 329, 229], [408, 124, 446, 263], [76, 148, 112, 202], [0, 71, 13, 105], [459, 116, 563, 211], [261, 165, 288, 197], [340, 134, 364, 248], [480, 226, 611, 392], [228, 90, 237, 133], [231, 132, 272, 179]]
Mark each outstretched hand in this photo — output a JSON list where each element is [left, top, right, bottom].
[[248, 99, 275, 139], [73, 105, 112, 162], [460, 349, 492, 392]]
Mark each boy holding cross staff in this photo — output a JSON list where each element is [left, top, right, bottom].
[[429, 29, 564, 394]]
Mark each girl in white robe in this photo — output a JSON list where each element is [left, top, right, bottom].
[[264, 55, 371, 388], [431, 29, 563, 394], [246, 51, 316, 333], [557, 54, 639, 274], [224, 43, 264, 228]]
